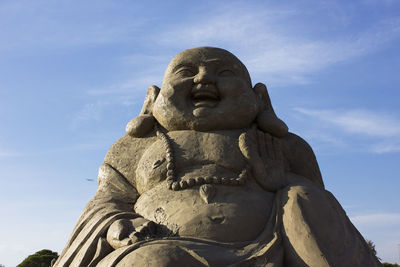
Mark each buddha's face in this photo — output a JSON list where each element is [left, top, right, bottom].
[[153, 47, 260, 131]]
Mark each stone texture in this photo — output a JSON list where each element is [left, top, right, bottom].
[[54, 47, 382, 267]]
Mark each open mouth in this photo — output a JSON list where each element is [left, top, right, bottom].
[[192, 89, 220, 108]]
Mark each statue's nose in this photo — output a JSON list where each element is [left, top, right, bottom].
[[194, 69, 215, 84]]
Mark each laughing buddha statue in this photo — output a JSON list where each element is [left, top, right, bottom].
[[55, 47, 382, 267]]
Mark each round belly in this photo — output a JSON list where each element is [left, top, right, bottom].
[[134, 180, 275, 243]]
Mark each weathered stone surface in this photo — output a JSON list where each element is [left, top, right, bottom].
[[54, 47, 382, 267]]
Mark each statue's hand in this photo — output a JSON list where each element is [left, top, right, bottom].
[[239, 125, 286, 191], [106, 217, 156, 249]]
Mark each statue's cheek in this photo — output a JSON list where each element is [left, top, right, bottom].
[[165, 78, 193, 95], [217, 78, 250, 98]]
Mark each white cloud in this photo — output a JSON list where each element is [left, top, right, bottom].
[[0, 1, 145, 51], [300, 131, 346, 147], [2, 1, 399, 85], [87, 74, 163, 96], [295, 108, 400, 137], [0, 150, 23, 157], [74, 102, 104, 122], [156, 3, 400, 85], [370, 142, 400, 153], [69, 101, 111, 131], [349, 212, 400, 263], [363, 0, 399, 6], [350, 213, 400, 225], [294, 108, 400, 153]]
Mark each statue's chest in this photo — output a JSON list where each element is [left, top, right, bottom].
[[135, 130, 247, 194]]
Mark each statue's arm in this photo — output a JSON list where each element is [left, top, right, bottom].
[[96, 162, 138, 205], [55, 135, 156, 267], [97, 163, 156, 250], [282, 132, 324, 188], [55, 163, 142, 267]]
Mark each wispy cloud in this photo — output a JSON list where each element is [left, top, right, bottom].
[[87, 74, 163, 96], [350, 213, 400, 225], [349, 212, 400, 262], [294, 108, 400, 153], [370, 142, 400, 154], [156, 2, 400, 85], [0, 140, 110, 159], [74, 102, 105, 122], [0, 149, 23, 157], [0, 1, 146, 51], [68, 101, 111, 131], [68, 95, 146, 131], [77, 74, 161, 125], [295, 108, 400, 137], [3, 1, 399, 85], [363, 0, 399, 6]]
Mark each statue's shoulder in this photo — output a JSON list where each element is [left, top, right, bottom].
[[282, 132, 313, 154], [104, 133, 157, 186], [282, 132, 325, 188]]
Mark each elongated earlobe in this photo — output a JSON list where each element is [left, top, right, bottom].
[[126, 114, 155, 137], [253, 83, 288, 137], [126, 85, 160, 137], [256, 110, 288, 137]]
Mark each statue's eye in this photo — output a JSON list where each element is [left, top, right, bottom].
[[176, 68, 195, 77], [219, 69, 235, 77]]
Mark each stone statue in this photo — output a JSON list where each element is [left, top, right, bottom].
[[55, 47, 382, 266]]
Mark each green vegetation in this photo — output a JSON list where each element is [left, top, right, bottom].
[[367, 240, 379, 259], [382, 263, 400, 267], [17, 249, 58, 267], [366, 240, 400, 266]]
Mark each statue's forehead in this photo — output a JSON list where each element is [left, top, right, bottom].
[[163, 47, 252, 85], [168, 48, 244, 70]]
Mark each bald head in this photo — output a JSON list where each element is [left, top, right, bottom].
[[163, 47, 252, 88]]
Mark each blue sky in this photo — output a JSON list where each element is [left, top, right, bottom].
[[1, 0, 399, 265]]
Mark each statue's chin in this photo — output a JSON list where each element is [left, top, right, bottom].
[[192, 107, 212, 118]]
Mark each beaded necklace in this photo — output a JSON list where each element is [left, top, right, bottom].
[[155, 124, 250, 191]]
